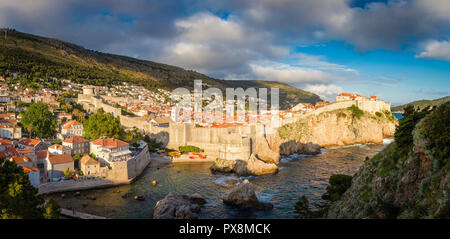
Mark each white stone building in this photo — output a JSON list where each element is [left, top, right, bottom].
[[90, 137, 132, 164], [44, 153, 74, 180], [48, 144, 72, 155], [60, 120, 83, 139]]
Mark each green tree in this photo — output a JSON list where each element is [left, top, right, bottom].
[[0, 158, 60, 219], [21, 102, 56, 138], [321, 174, 353, 202], [63, 169, 74, 179], [43, 199, 60, 219], [83, 111, 123, 140], [72, 108, 86, 122], [394, 105, 431, 153]]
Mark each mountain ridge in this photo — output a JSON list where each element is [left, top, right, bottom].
[[392, 95, 450, 112], [0, 28, 321, 109]]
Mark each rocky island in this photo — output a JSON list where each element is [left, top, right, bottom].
[[153, 192, 207, 219]]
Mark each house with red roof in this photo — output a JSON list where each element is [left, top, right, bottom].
[[44, 153, 74, 180], [1, 146, 18, 158], [291, 102, 315, 112], [59, 120, 83, 139], [315, 101, 330, 108], [0, 138, 13, 151], [336, 93, 380, 103], [90, 137, 132, 164], [17, 147, 37, 162], [80, 155, 100, 176], [63, 136, 90, 155], [23, 167, 40, 188], [10, 155, 34, 169], [18, 138, 44, 151], [336, 93, 355, 102], [0, 124, 22, 139]]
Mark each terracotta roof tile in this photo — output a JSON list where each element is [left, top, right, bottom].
[[10, 155, 31, 164], [19, 138, 41, 147], [36, 150, 48, 159], [23, 167, 39, 174], [48, 154, 73, 165], [0, 139, 13, 146], [92, 138, 128, 148], [80, 155, 99, 165], [17, 148, 35, 154], [62, 120, 82, 129], [64, 136, 89, 144]]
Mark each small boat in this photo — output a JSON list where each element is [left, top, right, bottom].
[[134, 195, 145, 201]]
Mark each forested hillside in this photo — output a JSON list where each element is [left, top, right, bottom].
[[0, 29, 321, 109]]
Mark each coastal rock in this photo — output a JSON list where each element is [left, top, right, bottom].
[[273, 109, 397, 148], [254, 134, 280, 163], [240, 153, 278, 176], [223, 179, 273, 210], [279, 141, 321, 156], [210, 158, 236, 174], [266, 133, 321, 156], [153, 192, 207, 219], [210, 154, 278, 177]]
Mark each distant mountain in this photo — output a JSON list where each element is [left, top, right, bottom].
[[391, 96, 450, 112], [0, 29, 321, 109]]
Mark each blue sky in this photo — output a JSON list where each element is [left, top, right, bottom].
[[0, 0, 449, 105]]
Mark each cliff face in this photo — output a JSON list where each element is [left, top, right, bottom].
[[325, 103, 449, 219], [274, 108, 397, 149]]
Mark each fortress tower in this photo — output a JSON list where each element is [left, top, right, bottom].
[[82, 86, 95, 95]]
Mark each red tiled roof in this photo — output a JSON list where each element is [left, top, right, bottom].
[[80, 155, 99, 165], [48, 154, 73, 164], [64, 136, 89, 144], [23, 167, 39, 174], [92, 138, 128, 148], [10, 155, 30, 164], [337, 93, 353, 97], [19, 138, 41, 147], [17, 148, 35, 154], [0, 139, 12, 146], [3, 147, 18, 157], [62, 120, 82, 129], [36, 150, 48, 159]]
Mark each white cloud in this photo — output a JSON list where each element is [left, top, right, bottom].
[[304, 84, 344, 101], [416, 40, 450, 61], [160, 12, 288, 75], [293, 53, 358, 73], [249, 62, 330, 84]]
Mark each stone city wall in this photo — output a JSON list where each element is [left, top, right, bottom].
[[96, 145, 151, 183], [77, 91, 390, 162], [127, 145, 151, 180]]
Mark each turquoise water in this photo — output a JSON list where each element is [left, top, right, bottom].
[[392, 113, 403, 119], [48, 143, 386, 219]]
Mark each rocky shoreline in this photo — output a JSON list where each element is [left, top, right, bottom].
[[210, 153, 278, 177], [153, 192, 207, 219], [223, 179, 273, 210]]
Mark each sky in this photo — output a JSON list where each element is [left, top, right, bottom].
[[0, 0, 449, 106]]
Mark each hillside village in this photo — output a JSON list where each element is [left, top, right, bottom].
[[0, 73, 391, 192]]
